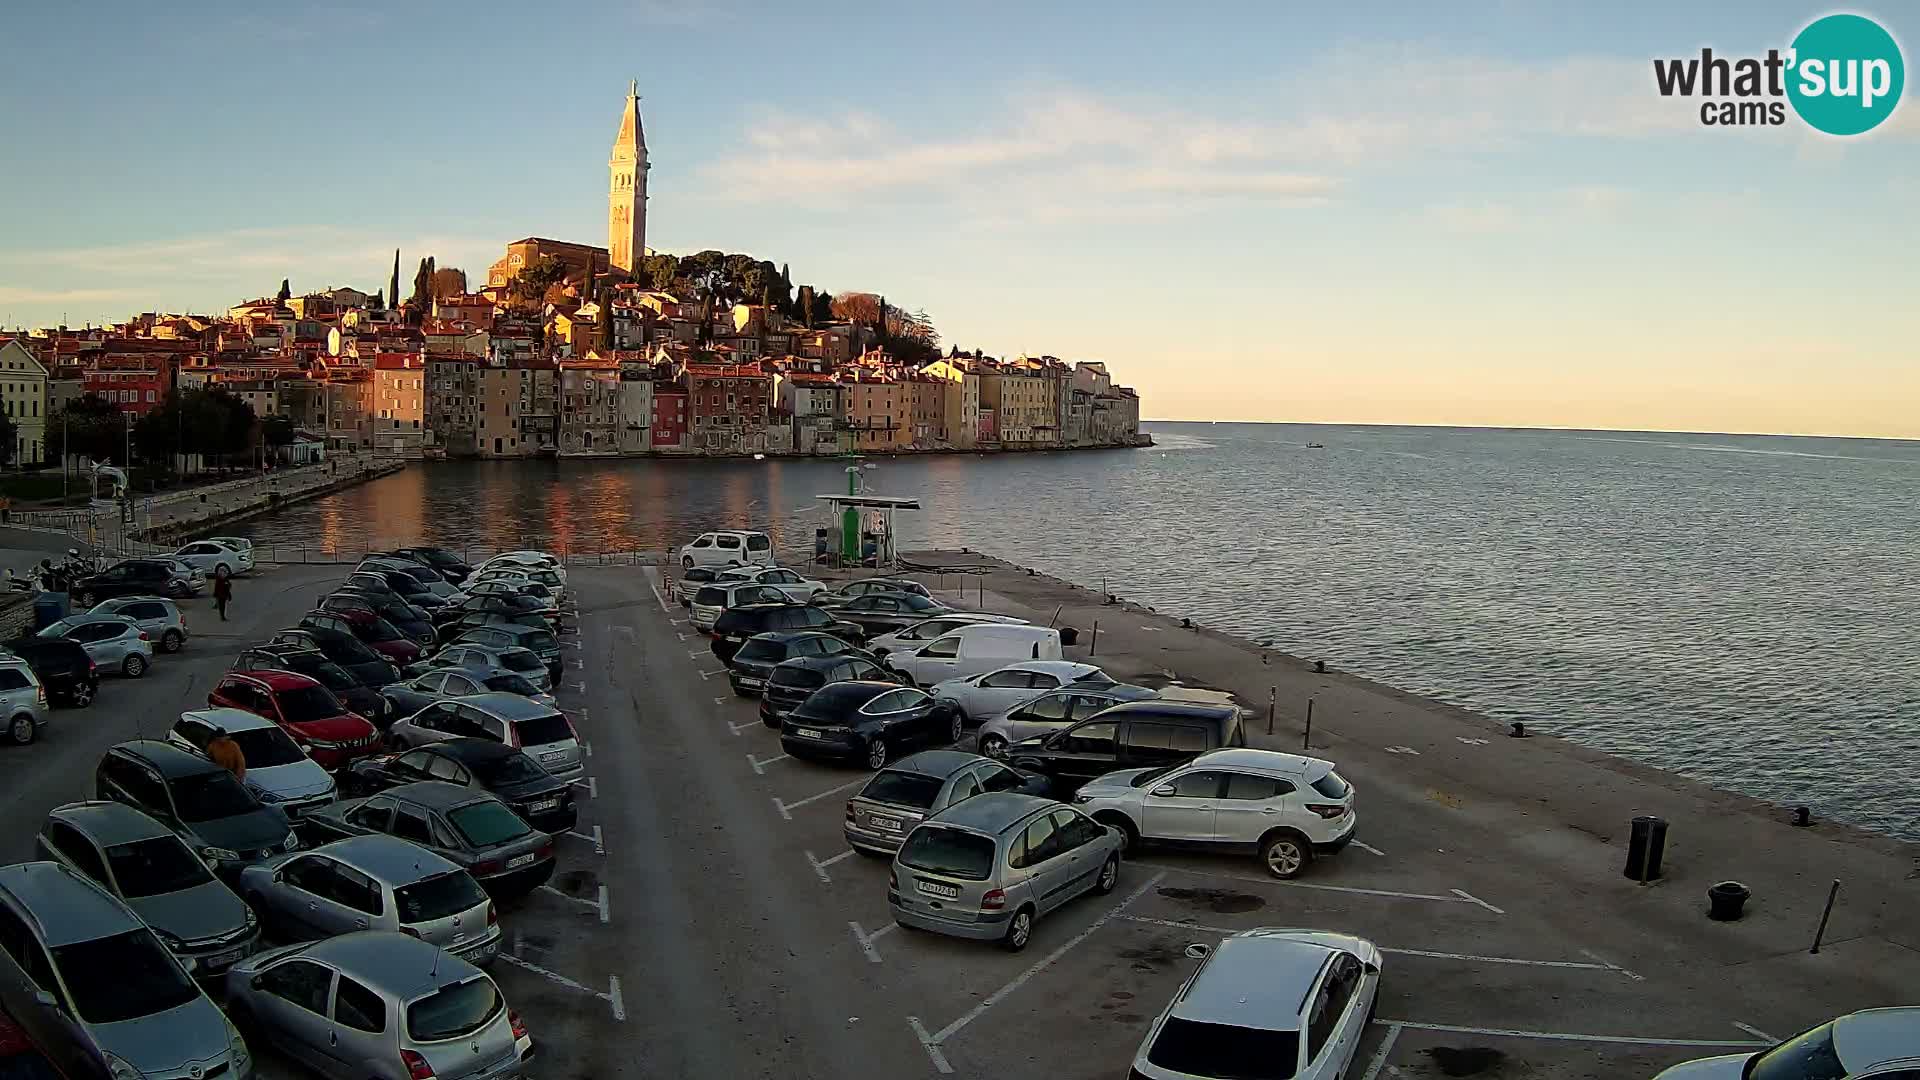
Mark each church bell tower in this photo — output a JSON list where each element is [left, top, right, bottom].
[[609, 80, 649, 274]]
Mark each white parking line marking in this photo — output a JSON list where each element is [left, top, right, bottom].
[[608, 976, 625, 1021], [597, 884, 610, 925], [1450, 888, 1506, 915], [698, 668, 727, 679], [688, 650, 707, 660], [749, 752, 790, 775], [807, 849, 854, 884], [648, 581, 671, 614], [563, 826, 605, 855], [1352, 840, 1387, 856], [1733, 1022, 1776, 1042], [676, 632, 687, 641], [670, 618, 688, 626], [567, 682, 587, 692], [1385, 745, 1420, 755], [849, 920, 895, 963], [1115, 916, 1616, 972], [773, 777, 868, 820], [568, 659, 584, 669], [1375, 1020, 1768, 1048], [1580, 949, 1645, 981], [572, 777, 597, 799], [713, 696, 728, 706], [495, 955, 626, 1023], [908, 1017, 954, 1075], [537, 885, 600, 911], [1361, 1023, 1402, 1080], [729, 718, 761, 735], [1138, 863, 1481, 906], [1456, 736, 1489, 745]]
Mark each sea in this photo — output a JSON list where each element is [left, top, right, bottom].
[[234, 423, 1920, 842]]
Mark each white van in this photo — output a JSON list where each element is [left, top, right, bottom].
[[681, 531, 775, 570], [884, 623, 1063, 687]]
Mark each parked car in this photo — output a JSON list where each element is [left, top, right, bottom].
[[822, 592, 957, 637], [679, 530, 773, 569], [1129, 929, 1383, 1080], [268, 628, 401, 689], [148, 558, 208, 598], [780, 681, 961, 769], [760, 654, 894, 728], [975, 685, 1145, 759], [1004, 700, 1249, 794], [385, 692, 582, 782], [37, 614, 152, 678], [410, 643, 552, 693], [712, 565, 827, 603], [888, 793, 1122, 952], [845, 750, 1049, 856], [392, 545, 474, 582], [223, 931, 532, 1080], [232, 644, 393, 727], [0, 862, 251, 1080], [167, 708, 338, 819], [439, 593, 556, 628], [436, 610, 554, 650], [816, 577, 932, 604], [866, 613, 1030, 658], [884, 624, 1065, 687], [474, 551, 565, 586], [350, 566, 452, 609], [303, 782, 556, 897], [300, 609, 421, 666], [67, 559, 185, 606], [381, 667, 554, 716], [688, 582, 791, 633], [359, 558, 459, 599], [343, 739, 577, 833], [929, 661, 1133, 726], [207, 671, 382, 770], [322, 592, 435, 647], [35, 801, 259, 976], [710, 603, 866, 663], [469, 565, 566, 598], [239, 835, 500, 967], [448, 623, 562, 679], [206, 536, 254, 558], [170, 540, 253, 577], [94, 741, 299, 875], [674, 565, 723, 607], [727, 630, 871, 696], [0, 656, 48, 745], [0, 1005, 86, 1080], [448, 579, 550, 607], [1, 638, 96, 709], [87, 596, 189, 653], [1072, 749, 1357, 879], [1653, 1008, 1920, 1079]]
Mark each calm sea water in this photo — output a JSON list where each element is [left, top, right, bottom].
[[238, 424, 1920, 841]]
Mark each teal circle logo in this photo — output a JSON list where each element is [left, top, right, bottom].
[[1787, 14, 1904, 135]]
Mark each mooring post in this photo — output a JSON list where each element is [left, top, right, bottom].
[[1301, 695, 1313, 749], [1810, 879, 1841, 953]]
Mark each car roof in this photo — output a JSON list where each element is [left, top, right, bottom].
[[316, 834, 460, 883], [296, 931, 483, 998], [997, 660, 1101, 679], [802, 680, 897, 709], [427, 738, 521, 766], [55, 612, 137, 626], [96, 595, 174, 607], [1834, 1007, 1920, 1068], [0, 862, 140, 946], [459, 692, 560, 720], [47, 800, 175, 845], [1091, 700, 1240, 723], [1187, 749, 1334, 779], [1172, 930, 1341, 1031], [181, 707, 279, 734], [238, 669, 323, 692], [778, 655, 859, 672], [111, 739, 225, 778], [928, 791, 1054, 835], [383, 780, 490, 810], [889, 749, 985, 779]]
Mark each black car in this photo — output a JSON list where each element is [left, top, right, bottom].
[[68, 560, 181, 605], [727, 630, 871, 696], [436, 609, 553, 646], [322, 591, 436, 647], [3, 637, 97, 707], [438, 593, 556, 626], [269, 628, 400, 688], [711, 604, 865, 663], [760, 654, 894, 727], [95, 740, 297, 876], [350, 567, 450, 610], [816, 578, 932, 605], [1003, 700, 1248, 793], [778, 680, 961, 769], [342, 738, 577, 833], [232, 644, 393, 727], [393, 547, 472, 583], [675, 566, 723, 608], [302, 782, 555, 897], [823, 592, 957, 636]]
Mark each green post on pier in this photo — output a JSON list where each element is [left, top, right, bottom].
[[841, 464, 860, 562]]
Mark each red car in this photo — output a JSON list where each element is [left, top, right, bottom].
[[299, 608, 422, 665], [207, 670, 382, 768]]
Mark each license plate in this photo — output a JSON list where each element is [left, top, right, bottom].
[[737, 677, 763, 688], [916, 880, 960, 900], [530, 798, 559, 812], [540, 750, 566, 762], [868, 815, 902, 832], [793, 728, 821, 739], [724, 635, 744, 644], [203, 947, 246, 968], [508, 853, 535, 869]]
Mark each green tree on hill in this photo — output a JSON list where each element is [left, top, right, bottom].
[[47, 395, 126, 464]]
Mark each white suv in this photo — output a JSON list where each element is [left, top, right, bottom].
[[713, 565, 827, 603], [680, 530, 774, 569], [1072, 748, 1357, 879]]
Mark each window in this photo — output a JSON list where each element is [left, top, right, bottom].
[[948, 773, 982, 802], [1226, 774, 1292, 800], [1310, 772, 1351, 800], [1012, 814, 1059, 868], [1055, 721, 1117, 756], [334, 975, 386, 1033], [897, 825, 995, 881], [864, 689, 925, 714], [919, 636, 961, 659], [426, 756, 468, 783], [976, 765, 1027, 793], [1307, 955, 1362, 1060], [346, 798, 393, 831], [46, 823, 110, 884], [979, 670, 1034, 690], [106, 758, 171, 814], [259, 958, 334, 1015], [392, 808, 436, 845], [106, 837, 212, 898], [1165, 771, 1225, 798], [1051, 808, 1106, 850]]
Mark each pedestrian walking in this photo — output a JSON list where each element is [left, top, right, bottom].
[[206, 727, 246, 782], [213, 565, 233, 621]]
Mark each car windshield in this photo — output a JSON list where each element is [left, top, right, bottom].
[[736, 639, 786, 662], [520, 629, 556, 651], [230, 725, 308, 768], [1311, 771, 1351, 800], [484, 673, 542, 696], [694, 587, 729, 606], [325, 634, 382, 663], [447, 802, 533, 847], [513, 713, 572, 746], [168, 771, 259, 822], [1147, 1017, 1300, 1080], [900, 593, 942, 611], [897, 826, 995, 881], [1071, 670, 1117, 688], [364, 618, 404, 643], [406, 977, 503, 1041], [278, 685, 344, 724], [1129, 766, 1178, 788], [52, 929, 200, 1025], [296, 657, 359, 691], [1747, 1024, 1846, 1080], [105, 836, 215, 897], [471, 752, 545, 786], [746, 534, 770, 551], [859, 770, 943, 810], [496, 650, 543, 673], [771, 666, 825, 689], [395, 871, 487, 924]]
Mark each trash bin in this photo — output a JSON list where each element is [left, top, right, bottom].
[[1058, 626, 1079, 647], [32, 592, 69, 631], [814, 528, 830, 561], [1708, 881, 1751, 921], [1624, 815, 1668, 881]]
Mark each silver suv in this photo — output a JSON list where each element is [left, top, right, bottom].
[[89, 595, 190, 653], [387, 692, 582, 782], [0, 656, 49, 746]]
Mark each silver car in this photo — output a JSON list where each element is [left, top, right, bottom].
[[388, 692, 582, 782], [225, 931, 532, 1080], [40, 613, 154, 677], [688, 581, 790, 633], [974, 686, 1140, 759], [240, 834, 501, 967], [35, 801, 260, 977], [845, 750, 1050, 856], [889, 792, 1123, 951], [168, 708, 337, 819], [422, 644, 553, 693], [0, 655, 49, 746], [0, 861, 252, 1080], [89, 595, 190, 653]]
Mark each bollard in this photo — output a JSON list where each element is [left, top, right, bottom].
[[1314, 659, 1326, 673], [1624, 816, 1668, 882], [1089, 620, 1099, 657], [1792, 806, 1812, 827], [1301, 696, 1314, 749], [1265, 687, 1277, 735], [1509, 721, 1528, 738], [1707, 881, 1751, 921], [1809, 880, 1841, 953]]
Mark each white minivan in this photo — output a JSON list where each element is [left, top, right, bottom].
[[885, 623, 1063, 687], [681, 530, 775, 570]]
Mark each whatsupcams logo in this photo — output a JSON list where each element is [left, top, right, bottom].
[[1653, 13, 1904, 134]]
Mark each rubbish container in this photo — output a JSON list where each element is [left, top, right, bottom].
[[814, 528, 830, 561], [1624, 815, 1668, 881], [1058, 626, 1079, 647], [32, 592, 69, 631], [1708, 881, 1751, 921]]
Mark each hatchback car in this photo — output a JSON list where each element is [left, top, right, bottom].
[[0, 657, 48, 746], [386, 693, 582, 782], [69, 559, 194, 606], [302, 610, 421, 666], [1654, 1008, 1920, 1079], [673, 565, 723, 607], [710, 603, 866, 663], [1, 638, 95, 709], [224, 931, 531, 1080], [816, 577, 932, 604], [1129, 929, 1382, 1080], [414, 644, 552, 693], [759, 654, 894, 727], [780, 681, 961, 769], [469, 566, 565, 598], [95, 740, 301, 875], [845, 750, 1049, 856], [437, 609, 555, 647], [87, 595, 188, 653], [931, 661, 1139, 727], [207, 671, 382, 770], [712, 565, 827, 603], [382, 668, 554, 716], [269, 628, 401, 689], [167, 708, 338, 819], [1072, 749, 1358, 879], [1004, 700, 1249, 794], [38, 614, 152, 678], [233, 644, 393, 727], [35, 801, 259, 976], [822, 592, 958, 636], [688, 582, 790, 634], [889, 793, 1122, 951], [240, 835, 500, 967], [975, 686, 1142, 760], [171, 540, 254, 577], [360, 559, 459, 600], [0, 862, 251, 1080], [343, 739, 577, 833], [448, 624, 563, 679], [728, 630, 871, 696], [347, 568, 451, 611], [393, 545, 473, 582], [303, 783, 556, 898], [322, 592, 435, 647]]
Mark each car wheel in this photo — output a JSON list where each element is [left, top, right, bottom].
[[1096, 812, 1139, 855], [978, 734, 1008, 759], [6, 713, 35, 746], [1093, 854, 1119, 895], [865, 736, 889, 770], [1260, 831, 1310, 880], [160, 630, 183, 653], [682, 556, 695, 570], [946, 712, 963, 745], [69, 683, 94, 708], [1002, 906, 1035, 952], [122, 654, 147, 678]]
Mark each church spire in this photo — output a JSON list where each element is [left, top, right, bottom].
[[608, 81, 649, 274]]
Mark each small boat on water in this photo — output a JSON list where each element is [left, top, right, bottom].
[[753, 453, 766, 461], [1305, 442, 1325, 449]]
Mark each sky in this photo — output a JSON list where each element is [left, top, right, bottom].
[[1, 1, 1916, 438]]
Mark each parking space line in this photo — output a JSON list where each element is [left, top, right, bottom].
[[496, 954, 627, 1024], [713, 696, 729, 706], [537, 885, 600, 912], [1580, 948, 1645, 981], [1732, 1022, 1776, 1042], [807, 849, 854, 884], [688, 650, 707, 659], [1450, 888, 1506, 915], [648, 581, 671, 613], [1137, 862, 1485, 907], [563, 825, 605, 855], [908, 1017, 954, 1075], [749, 752, 791, 774], [698, 669, 728, 679], [608, 976, 625, 1021], [1352, 840, 1387, 856], [729, 718, 761, 736], [773, 777, 868, 820], [849, 920, 897, 963], [1114, 916, 1623, 974], [1374, 1020, 1769, 1048], [573, 777, 598, 799], [1361, 1023, 1402, 1080], [597, 884, 610, 925]]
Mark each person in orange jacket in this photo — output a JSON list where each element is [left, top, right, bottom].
[[206, 727, 246, 782]]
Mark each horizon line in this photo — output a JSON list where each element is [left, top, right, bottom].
[[1139, 419, 1920, 444]]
